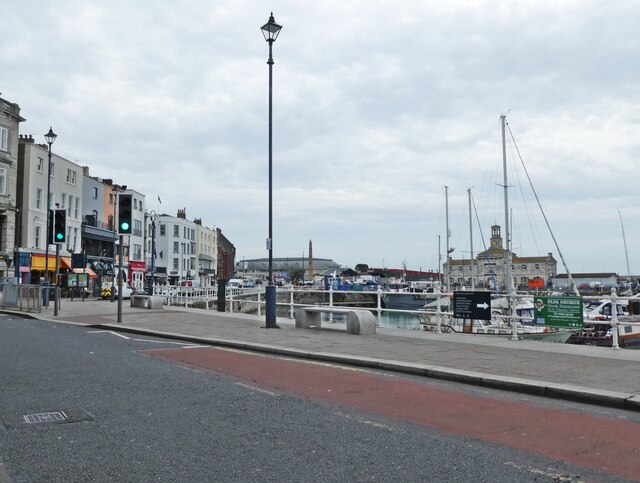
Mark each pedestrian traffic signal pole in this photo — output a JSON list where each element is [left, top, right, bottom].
[[117, 234, 123, 323]]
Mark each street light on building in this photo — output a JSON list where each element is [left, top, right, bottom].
[[261, 12, 282, 328], [44, 127, 57, 307]]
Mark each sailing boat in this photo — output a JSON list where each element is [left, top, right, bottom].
[[420, 115, 576, 342]]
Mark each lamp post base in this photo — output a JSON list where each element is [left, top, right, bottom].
[[265, 284, 276, 328]]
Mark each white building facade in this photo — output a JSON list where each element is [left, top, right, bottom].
[[155, 209, 196, 284]]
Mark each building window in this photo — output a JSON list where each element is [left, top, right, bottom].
[[173, 225, 179, 237], [109, 193, 114, 204], [521, 264, 527, 270], [62, 193, 67, 209], [34, 225, 41, 249], [50, 162, 55, 177], [521, 277, 528, 284], [66, 169, 76, 185], [0, 167, 6, 194], [74, 197, 79, 219], [37, 157, 44, 172], [173, 258, 179, 270], [160, 224, 166, 236], [0, 126, 8, 151], [535, 264, 540, 269], [92, 187, 98, 199], [133, 244, 142, 260], [134, 220, 142, 237], [36, 188, 43, 210], [173, 242, 179, 253]]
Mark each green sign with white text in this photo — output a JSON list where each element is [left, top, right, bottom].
[[533, 296, 583, 328]]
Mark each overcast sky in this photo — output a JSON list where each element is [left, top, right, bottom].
[[3, 1, 640, 275]]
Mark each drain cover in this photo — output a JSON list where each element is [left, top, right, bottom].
[[23, 411, 69, 424], [1, 408, 93, 429]]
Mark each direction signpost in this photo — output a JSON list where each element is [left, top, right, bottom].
[[453, 291, 492, 321]]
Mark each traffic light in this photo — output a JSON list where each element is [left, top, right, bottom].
[[53, 209, 66, 243], [118, 194, 132, 235]]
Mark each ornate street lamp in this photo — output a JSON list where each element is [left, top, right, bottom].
[[261, 12, 282, 328], [44, 127, 57, 307]]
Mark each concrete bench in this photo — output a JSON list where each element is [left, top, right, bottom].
[[131, 295, 164, 310], [294, 307, 376, 335]]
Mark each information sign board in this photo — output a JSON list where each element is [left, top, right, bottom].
[[453, 291, 492, 320], [67, 274, 77, 287], [78, 273, 88, 288], [533, 296, 583, 328]]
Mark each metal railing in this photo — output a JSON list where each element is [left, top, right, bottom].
[[0, 283, 42, 313]]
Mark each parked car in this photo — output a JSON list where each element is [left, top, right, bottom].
[[101, 282, 133, 299]]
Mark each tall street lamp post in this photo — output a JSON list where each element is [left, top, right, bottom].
[[44, 127, 57, 307], [147, 210, 157, 295], [261, 12, 282, 328]]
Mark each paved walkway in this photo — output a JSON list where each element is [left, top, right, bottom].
[[7, 298, 640, 411]]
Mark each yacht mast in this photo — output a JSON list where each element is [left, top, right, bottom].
[[468, 188, 475, 290], [619, 211, 632, 281], [500, 115, 513, 295], [445, 185, 450, 292], [501, 115, 519, 342]]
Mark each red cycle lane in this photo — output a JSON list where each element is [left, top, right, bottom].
[[145, 346, 640, 481]]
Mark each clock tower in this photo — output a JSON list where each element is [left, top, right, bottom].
[[490, 225, 503, 249]]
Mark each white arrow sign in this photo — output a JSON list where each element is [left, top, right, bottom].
[[476, 302, 489, 310]]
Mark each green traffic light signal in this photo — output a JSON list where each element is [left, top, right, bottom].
[[53, 209, 66, 243], [118, 194, 133, 235]]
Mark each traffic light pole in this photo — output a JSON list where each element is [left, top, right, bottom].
[[117, 234, 123, 323], [54, 243, 60, 317]]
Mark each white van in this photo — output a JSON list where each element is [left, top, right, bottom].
[[228, 279, 244, 289]]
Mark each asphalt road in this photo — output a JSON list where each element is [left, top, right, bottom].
[[0, 315, 636, 482]]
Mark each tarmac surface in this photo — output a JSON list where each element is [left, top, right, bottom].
[[6, 297, 640, 411]]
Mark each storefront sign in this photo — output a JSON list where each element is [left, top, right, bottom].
[[533, 296, 583, 328]]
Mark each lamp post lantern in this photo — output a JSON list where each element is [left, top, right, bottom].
[[261, 12, 282, 328], [44, 127, 57, 307]]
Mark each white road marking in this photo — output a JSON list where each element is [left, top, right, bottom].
[[235, 382, 279, 396], [87, 330, 130, 339], [87, 331, 205, 346], [333, 410, 397, 432], [504, 462, 576, 481]]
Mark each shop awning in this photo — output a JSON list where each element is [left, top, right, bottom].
[[30, 254, 58, 271], [60, 257, 98, 279]]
